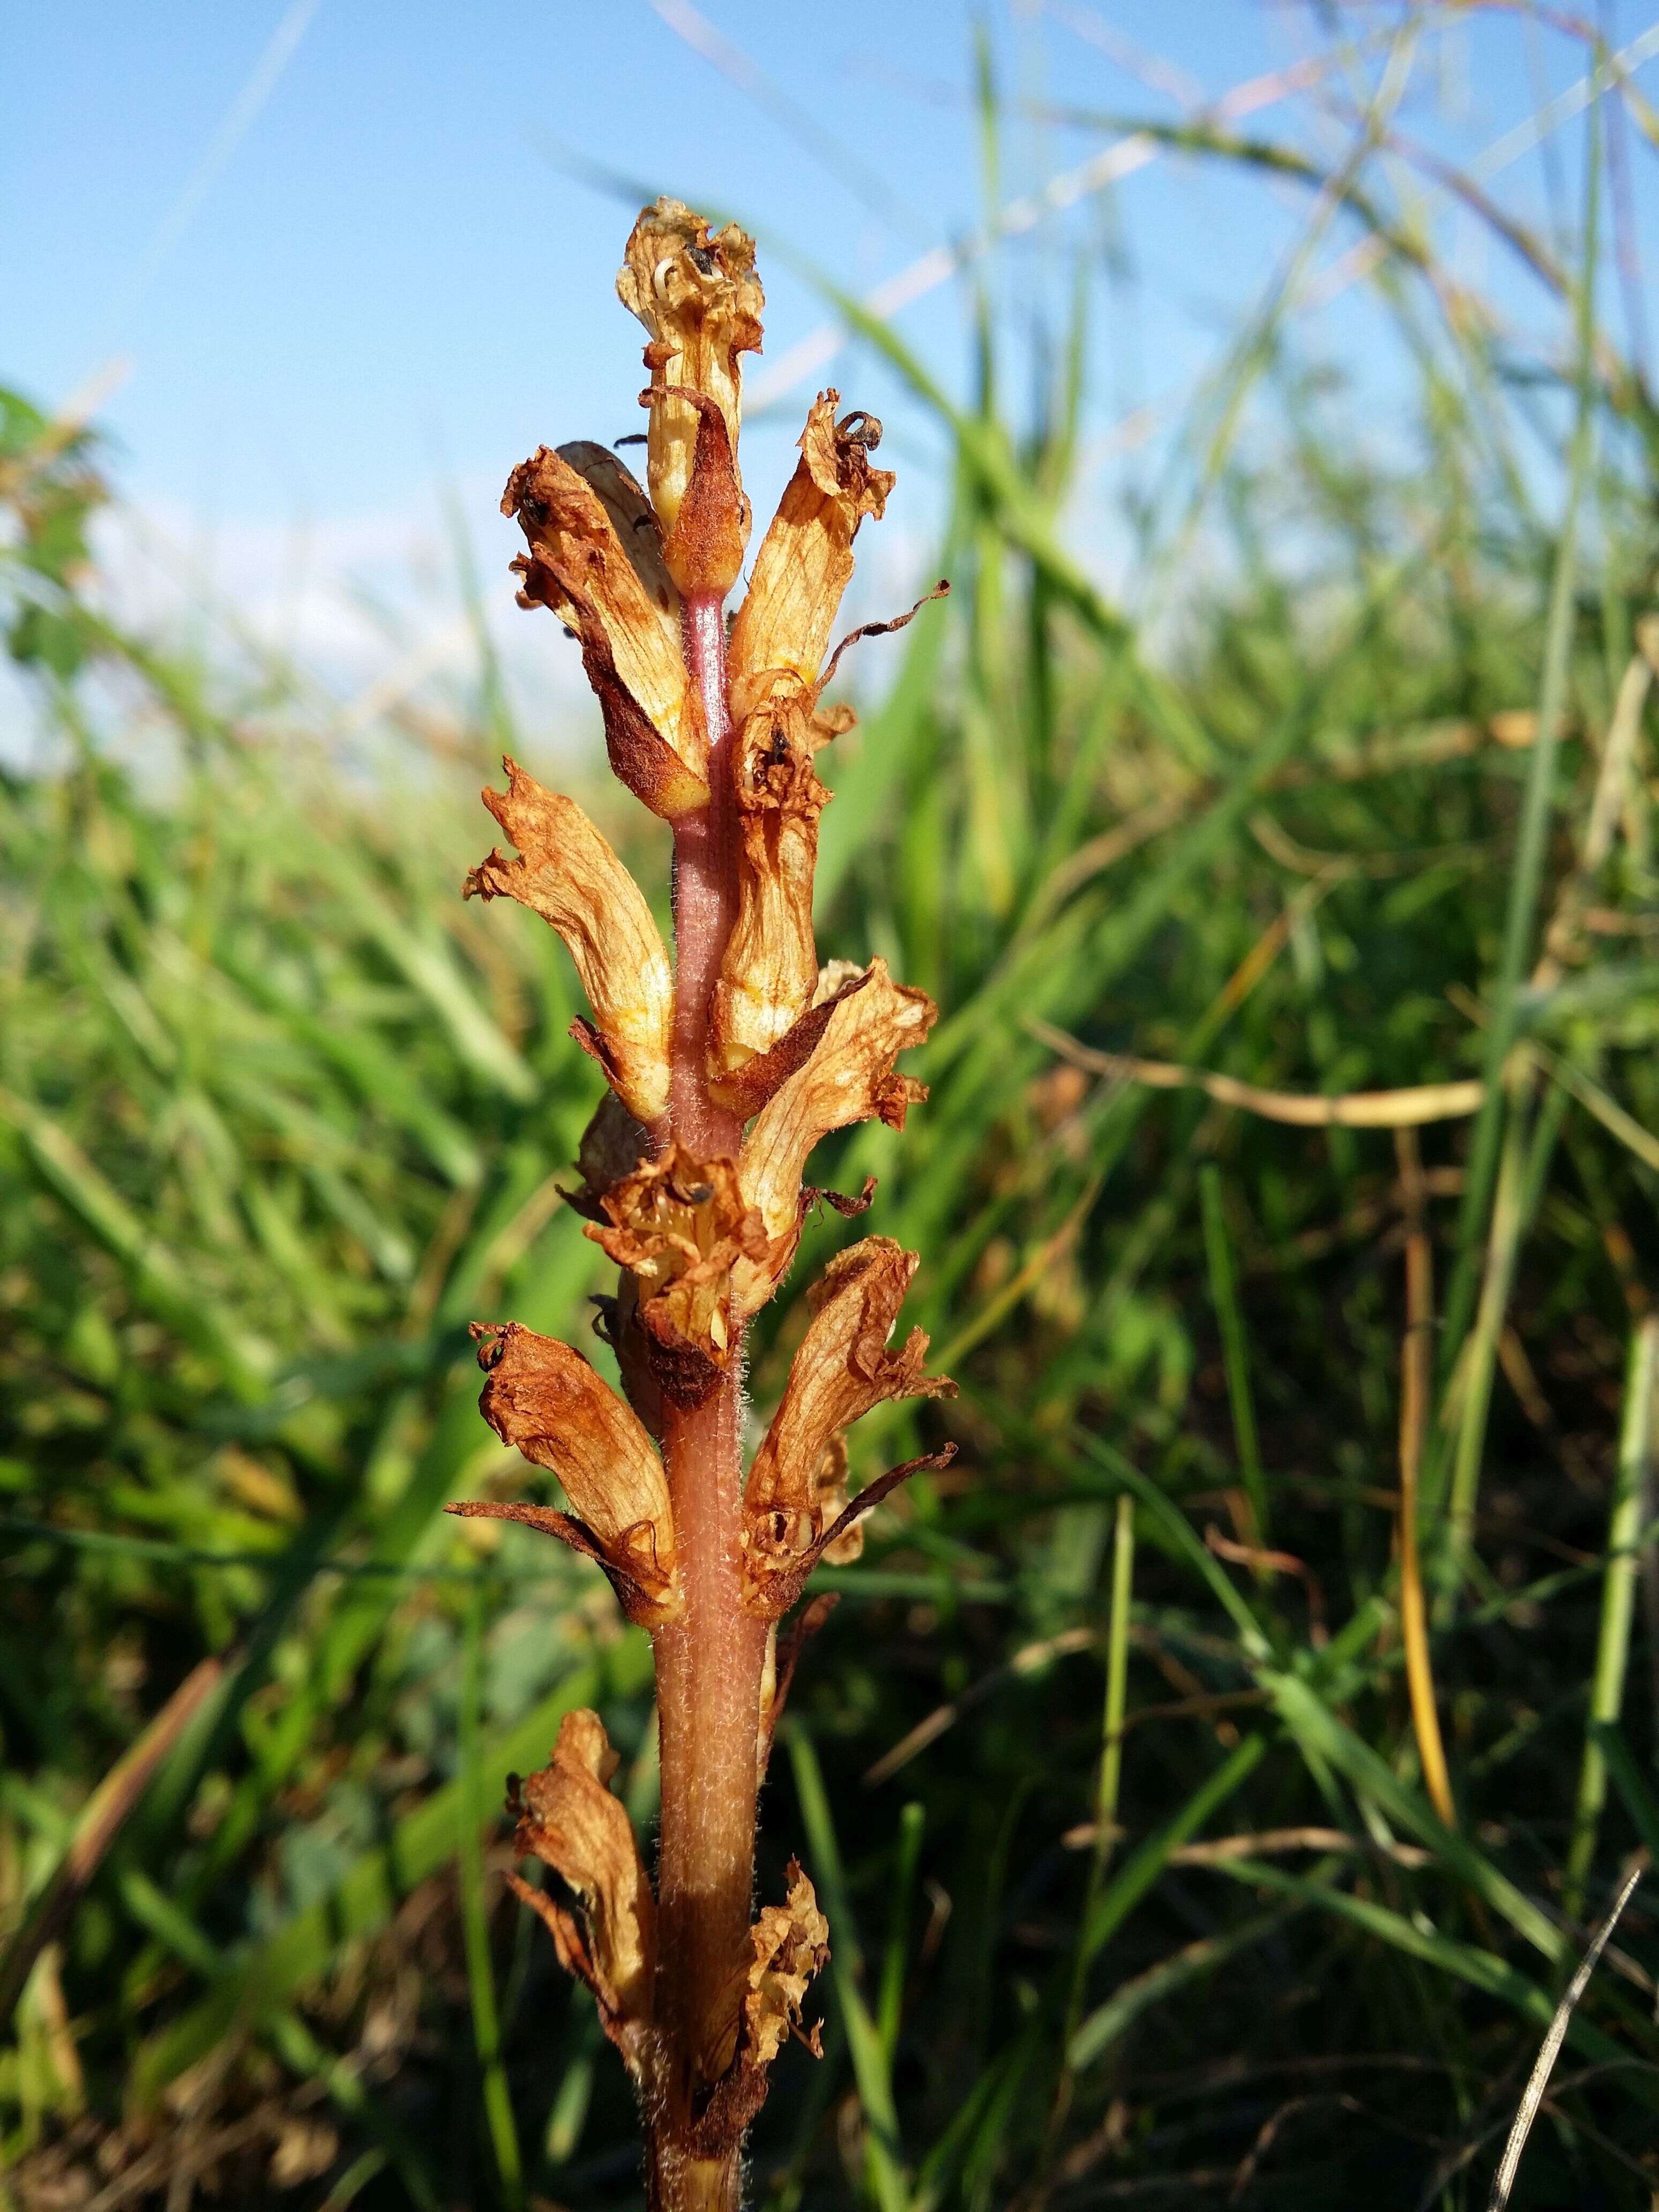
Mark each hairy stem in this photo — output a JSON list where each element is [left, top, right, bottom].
[[649, 590, 769, 2210], [669, 595, 744, 1161]]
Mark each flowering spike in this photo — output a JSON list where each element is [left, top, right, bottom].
[[459, 201, 954, 2208]]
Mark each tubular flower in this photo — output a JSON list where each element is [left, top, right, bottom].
[[502, 1710, 657, 2076], [728, 392, 894, 715], [616, 197, 763, 594], [743, 1239, 955, 1617], [706, 688, 831, 1108], [447, 1322, 679, 1627], [733, 959, 938, 1316], [454, 200, 954, 2206], [464, 759, 674, 1125], [502, 446, 708, 817], [584, 1145, 772, 1408]]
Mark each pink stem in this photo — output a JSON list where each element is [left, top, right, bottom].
[[648, 590, 769, 2211], [669, 594, 744, 1161]]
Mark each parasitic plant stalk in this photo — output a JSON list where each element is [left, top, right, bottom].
[[446, 201, 953, 2210]]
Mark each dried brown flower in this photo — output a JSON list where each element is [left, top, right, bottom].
[[616, 198, 764, 594], [502, 448, 708, 817], [464, 759, 674, 1124], [502, 1711, 656, 2075], [707, 689, 831, 1101], [449, 1322, 679, 1626], [743, 1238, 953, 1615], [733, 960, 938, 1314], [729, 392, 894, 716], [742, 1860, 829, 2068], [585, 1145, 774, 1407]]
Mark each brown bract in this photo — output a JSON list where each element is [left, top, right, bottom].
[[501, 1711, 657, 2076], [729, 392, 894, 715], [733, 960, 937, 1316], [586, 1145, 776, 1407], [743, 1238, 954, 1616], [463, 758, 674, 1126], [502, 446, 708, 818], [450, 1321, 679, 1626], [649, 383, 746, 598], [616, 197, 763, 591]]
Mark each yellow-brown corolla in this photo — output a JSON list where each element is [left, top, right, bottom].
[[448, 196, 953, 2212]]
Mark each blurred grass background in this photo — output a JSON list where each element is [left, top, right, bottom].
[[6, 4, 1659, 2206]]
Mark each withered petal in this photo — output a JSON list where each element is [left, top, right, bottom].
[[555, 439, 675, 616], [462, 1320, 679, 1623], [733, 960, 937, 1316], [744, 1859, 829, 2069], [743, 1238, 954, 1615], [502, 448, 708, 817], [464, 759, 674, 1124], [748, 1238, 953, 1516], [730, 393, 894, 714], [707, 692, 835, 1095], [503, 1710, 657, 2074], [616, 198, 763, 588]]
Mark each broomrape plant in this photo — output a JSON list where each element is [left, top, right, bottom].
[[446, 200, 953, 2211]]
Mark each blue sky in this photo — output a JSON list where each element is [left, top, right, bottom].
[[3, 2, 1653, 740]]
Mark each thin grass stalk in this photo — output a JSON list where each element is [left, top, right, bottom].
[[785, 1725, 910, 2212], [1436, 99, 1603, 1406], [1053, 1492, 1135, 2130], [1486, 1857, 1646, 2212], [1565, 1317, 1659, 1915], [1395, 1128, 1456, 1830], [1199, 1163, 1268, 1546], [877, 1803, 926, 2067], [1441, 1090, 1534, 1590]]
